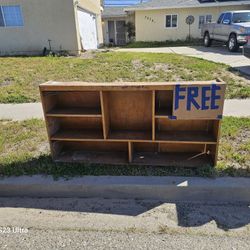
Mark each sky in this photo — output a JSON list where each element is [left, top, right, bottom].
[[104, 0, 148, 6]]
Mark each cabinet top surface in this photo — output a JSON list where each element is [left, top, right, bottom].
[[40, 80, 225, 91]]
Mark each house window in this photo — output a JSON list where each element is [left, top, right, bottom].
[[0, 8, 4, 27], [206, 15, 212, 24], [165, 14, 178, 28], [199, 14, 212, 29], [0, 5, 24, 27]]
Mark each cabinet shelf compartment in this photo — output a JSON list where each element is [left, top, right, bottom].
[[103, 91, 153, 141], [48, 117, 104, 141], [155, 90, 173, 118], [132, 142, 215, 167], [52, 141, 128, 164], [108, 130, 152, 141], [42, 91, 101, 117], [47, 107, 102, 118], [155, 119, 218, 143]]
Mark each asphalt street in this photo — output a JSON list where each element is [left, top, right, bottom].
[[0, 198, 249, 249]]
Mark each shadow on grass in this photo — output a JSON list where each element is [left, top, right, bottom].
[[0, 155, 218, 179], [1, 155, 250, 178]]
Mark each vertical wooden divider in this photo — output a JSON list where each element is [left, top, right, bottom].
[[39, 88, 55, 159], [152, 90, 155, 141], [128, 141, 133, 163], [212, 120, 221, 166], [100, 91, 110, 140]]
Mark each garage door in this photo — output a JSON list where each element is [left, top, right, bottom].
[[77, 8, 98, 50]]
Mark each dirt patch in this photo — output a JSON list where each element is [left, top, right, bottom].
[[132, 59, 144, 70], [36, 142, 50, 157], [79, 51, 96, 59], [153, 63, 171, 72], [0, 77, 14, 87]]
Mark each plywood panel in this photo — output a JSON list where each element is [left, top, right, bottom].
[[128, 142, 133, 163], [152, 91, 155, 140], [62, 141, 127, 152], [156, 131, 216, 143], [156, 119, 213, 132], [155, 90, 173, 110], [108, 91, 152, 131], [100, 91, 110, 139], [46, 107, 102, 117], [55, 91, 101, 108], [159, 143, 205, 153], [134, 142, 158, 152], [133, 152, 213, 167], [57, 117, 102, 130], [42, 92, 57, 113]]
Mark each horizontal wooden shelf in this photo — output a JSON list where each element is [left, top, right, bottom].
[[51, 130, 104, 141], [46, 107, 102, 117], [55, 150, 128, 165], [133, 152, 213, 167], [108, 130, 152, 141], [156, 131, 217, 144]]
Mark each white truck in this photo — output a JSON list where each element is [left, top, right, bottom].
[[201, 10, 250, 52]]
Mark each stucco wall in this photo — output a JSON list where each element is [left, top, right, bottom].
[[0, 0, 79, 55], [135, 5, 250, 41], [78, 0, 103, 46]]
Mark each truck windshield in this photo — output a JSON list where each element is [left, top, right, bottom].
[[232, 12, 250, 23]]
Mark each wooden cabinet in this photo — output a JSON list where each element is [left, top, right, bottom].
[[40, 80, 226, 167]]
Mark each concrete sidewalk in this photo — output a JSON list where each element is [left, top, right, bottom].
[[115, 46, 250, 70], [0, 99, 249, 121]]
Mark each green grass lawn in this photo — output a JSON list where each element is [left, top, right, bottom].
[[0, 117, 249, 178], [0, 52, 249, 103]]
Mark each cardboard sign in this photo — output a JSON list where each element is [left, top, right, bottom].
[[173, 83, 226, 119]]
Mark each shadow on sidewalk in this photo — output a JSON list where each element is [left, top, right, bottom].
[[0, 197, 249, 231], [230, 66, 250, 80]]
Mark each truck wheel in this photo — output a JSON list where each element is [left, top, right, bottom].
[[228, 34, 239, 52], [204, 32, 212, 47]]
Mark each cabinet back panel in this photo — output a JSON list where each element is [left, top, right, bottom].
[[55, 91, 100, 108], [155, 91, 173, 109], [157, 119, 214, 132], [62, 141, 127, 152], [159, 143, 205, 153], [134, 142, 158, 152], [108, 91, 152, 130], [56, 117, 102, 130]]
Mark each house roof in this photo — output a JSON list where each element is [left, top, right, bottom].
[[102, 7, 128, 18], [124, 0, 250, 11]]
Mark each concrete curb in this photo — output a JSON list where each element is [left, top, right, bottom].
[[0, 176, 250, 202]]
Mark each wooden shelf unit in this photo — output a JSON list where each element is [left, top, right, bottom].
[[40, 81, 225, 167]]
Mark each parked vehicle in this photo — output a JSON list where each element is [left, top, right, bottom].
[[243, 42, 250, 58], [201, 10, 250, 52]]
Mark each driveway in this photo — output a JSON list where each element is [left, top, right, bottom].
[[116, 46, 250, 76]]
